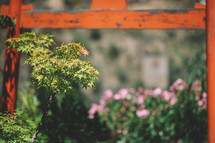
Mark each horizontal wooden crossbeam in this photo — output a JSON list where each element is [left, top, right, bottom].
[[0, 5, 205, 29], [20, 9, 205, 29]]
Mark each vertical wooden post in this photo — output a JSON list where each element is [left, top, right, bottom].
[[207, 0, 215, 142], [0, 0, 23, 113]]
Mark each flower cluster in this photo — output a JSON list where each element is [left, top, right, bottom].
[[88, 78, 207, 139], [191, 80, 207, 109], [170, 78, 188, 92]]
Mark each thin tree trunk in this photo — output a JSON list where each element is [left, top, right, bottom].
[[31, 93, 54, 143]]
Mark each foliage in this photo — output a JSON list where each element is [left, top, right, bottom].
[[169, 30, 206, 85], [89, 79, 207, 143], [0, 15, 15, 29], [0, 84, 47, 143], [17, 83, 48, 141], [0, 111, 33, 142], [17, 83, 41, 118], [7, 32, 99, 94]]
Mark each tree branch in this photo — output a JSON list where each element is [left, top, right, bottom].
[[31, 93, 55, 143], [31, 74, 73, 142]]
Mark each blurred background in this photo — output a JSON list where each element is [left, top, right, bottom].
[[0, 0, 206, 102]]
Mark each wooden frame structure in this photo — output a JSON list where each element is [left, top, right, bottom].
[[0, 0, 214, 142]]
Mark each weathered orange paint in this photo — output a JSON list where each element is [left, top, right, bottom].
[[91, 0, 127, 9], [20, 9, 205, 29], [21, 4, 34, 11], [0, 4, 34, 16], [0, 5, 9, 15], [194, 3, 206, 9], [207, 0, 215, 142], [1, 0, 23, 113]]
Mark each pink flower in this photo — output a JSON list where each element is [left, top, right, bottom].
[[162, 90, 172, 101], [153, 88, 162, 97], [198, 100, 203, 107], [162, 91, 176, 102], [129, 88, 136, 94], [118, 89, 131, 99], [144, 89, 153, 96], [99, 99, 106, 106], [103, 89, 113, 100], [122, 130, 128, 135], [113, 89, 131, 100], [119, 88, 128, 96], [88, 103, 100, 119], [202, 92, 207, 105], [89, 103, 99, 114], [202, 92, 207, 99], [191, 80, 202, 93], [136, 109, 150, 119], [170, 97, 177, 105], [113, 93, 121, 100], [125, 94, 131, 100], [170, 78, 187, 92], [135, 96, 144, 104], [195, 95, 200, 101]]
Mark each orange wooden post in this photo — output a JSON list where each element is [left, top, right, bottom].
[[207, 0, 215, 142], [0, 0, 23, 113]]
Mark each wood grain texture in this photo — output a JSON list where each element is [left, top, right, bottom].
[[20, 9, 205, 29]]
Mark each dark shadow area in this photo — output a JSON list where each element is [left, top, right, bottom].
[[40, 91, 110, 143]]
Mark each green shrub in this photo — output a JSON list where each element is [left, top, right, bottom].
[[0, 111, 33, 142]]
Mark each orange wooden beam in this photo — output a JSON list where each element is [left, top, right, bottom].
[[0, 4, 34, 16], [19, 9, 205, 29], [207, 0, 215, 142], [91, 0, 127, 9]]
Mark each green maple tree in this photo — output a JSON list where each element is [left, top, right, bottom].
[[7, 32, 99, 142]]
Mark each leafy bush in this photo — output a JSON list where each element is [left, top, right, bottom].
[[89, 79, 207, 143], [0, 111, 33, 142], [0, 84, 47, 142]]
